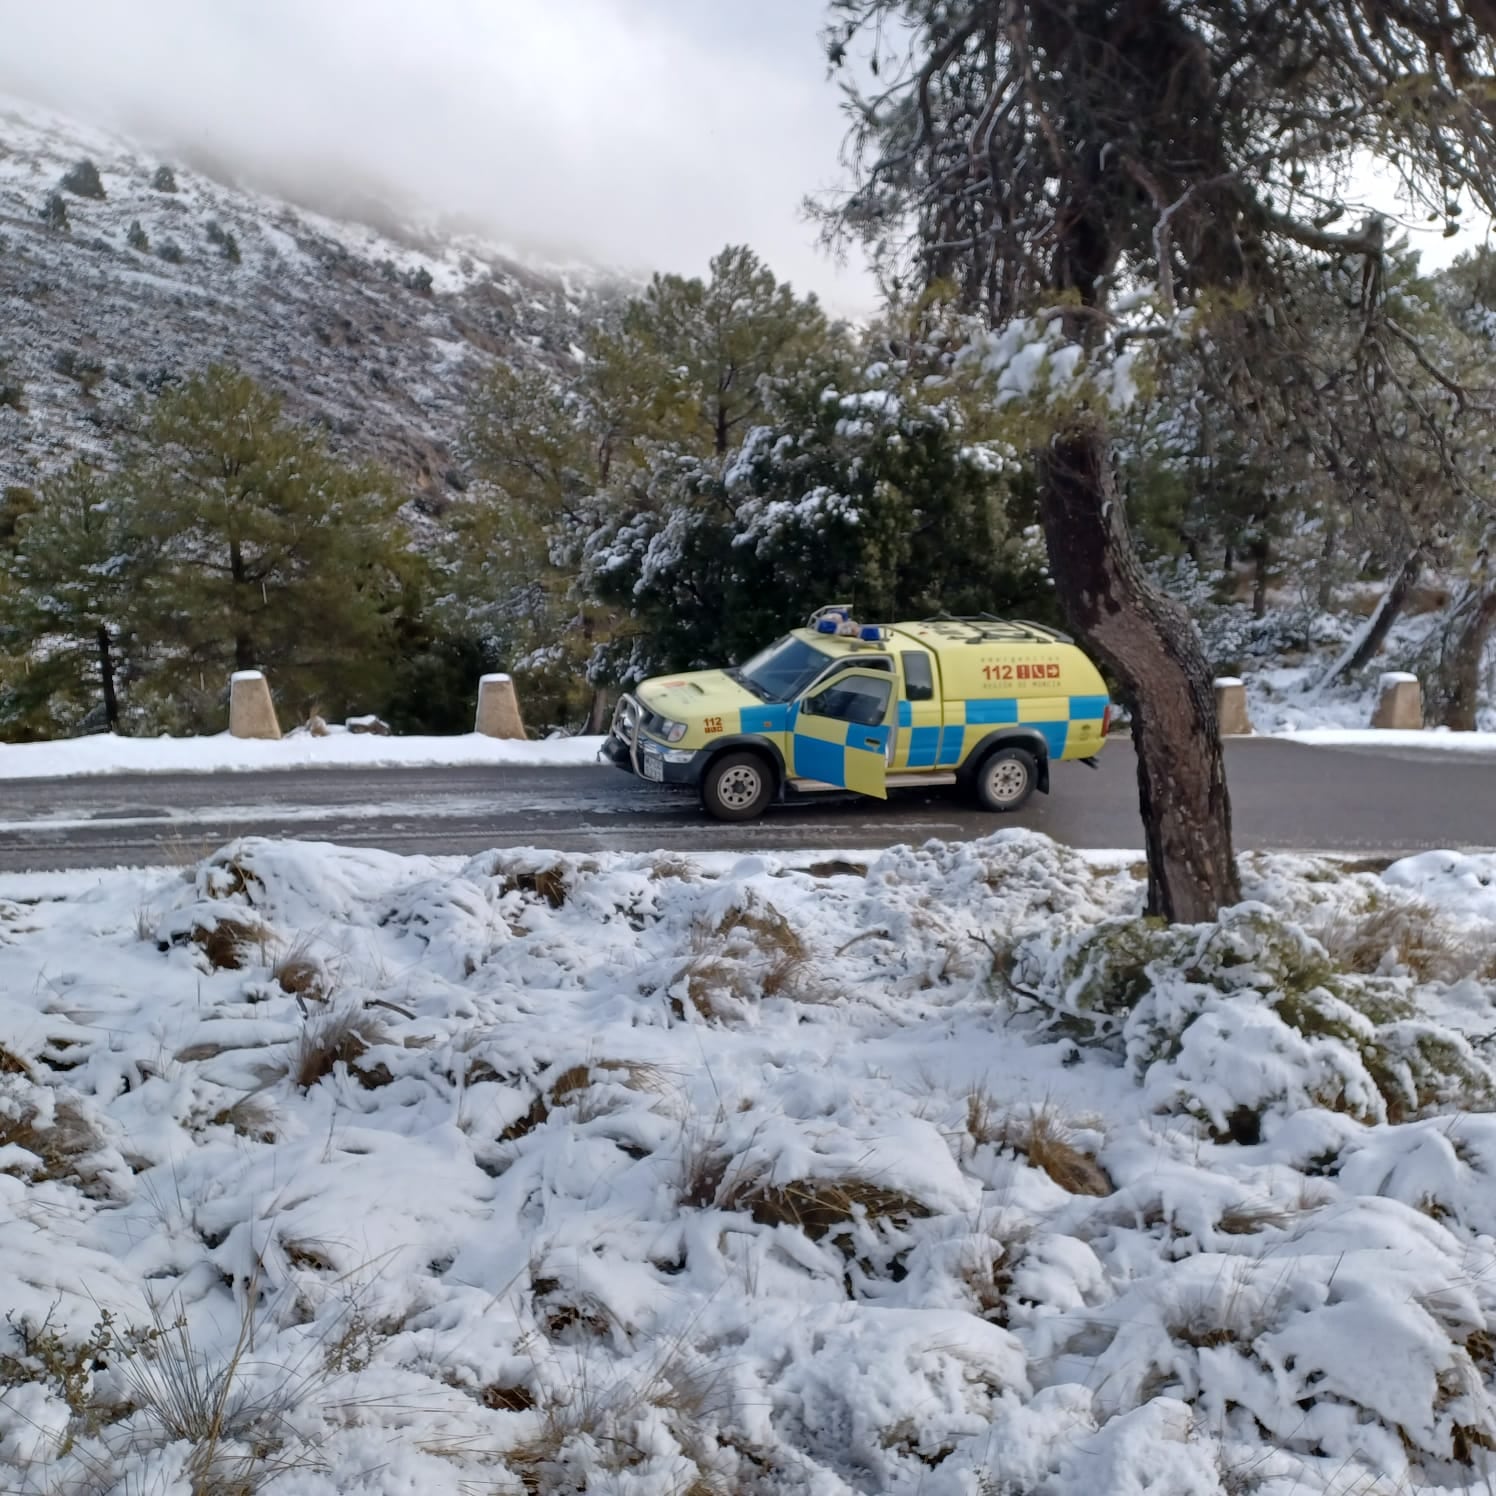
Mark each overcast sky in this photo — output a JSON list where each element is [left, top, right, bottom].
[[0, 0, 879, 313], [1, 1, 1483, 316]]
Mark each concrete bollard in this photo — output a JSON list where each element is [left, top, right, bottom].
[[228, 670, 282, 740], [1213, 676, 1252, 736], [475, 673, 527, 740], [1371, 671, 1423, 729]]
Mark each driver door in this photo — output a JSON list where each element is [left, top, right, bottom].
[[789, 669, 893, 799]]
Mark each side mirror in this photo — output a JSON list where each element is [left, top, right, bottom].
[[805, 691, 827, 716]]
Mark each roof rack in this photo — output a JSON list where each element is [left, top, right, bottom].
[[1014, 619, 1074, 644], [914, 612, 1072, 645]]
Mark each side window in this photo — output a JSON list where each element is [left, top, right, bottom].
[[901, 651, 935, 702], [810, 675, 893, 728]]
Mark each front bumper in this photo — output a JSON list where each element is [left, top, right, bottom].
[[604, 696, 705, 787]]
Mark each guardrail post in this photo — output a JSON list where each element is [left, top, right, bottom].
[[1371, 671, 1423, 729], [228, 670, 282, 740], [1213, 676, 1253, 736], [476, 673, 527, 740]]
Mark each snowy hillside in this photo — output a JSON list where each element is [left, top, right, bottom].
[[2, 830, 1495, 1493], [0, 94, 624, 505]]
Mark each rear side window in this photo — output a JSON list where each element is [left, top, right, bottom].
[[901, 651, 935, 702]]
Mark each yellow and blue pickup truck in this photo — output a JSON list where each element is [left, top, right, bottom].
[[601, 606, 1114, 822]]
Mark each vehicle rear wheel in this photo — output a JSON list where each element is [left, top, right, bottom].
[[701, 751, 774, 822], [974, 746, 1038, 813]]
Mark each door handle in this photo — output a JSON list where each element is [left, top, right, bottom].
[[862, 736, 881, 749]]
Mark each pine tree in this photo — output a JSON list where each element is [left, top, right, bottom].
[[620, 246, 832, 456], [152, 165, 178, 193], [129, 367, 409, 726], [0, 354, 23, 411], [40, 192, 70, 233], [60, 159, 105, 200], [0, 463, 142, 735], [127, 220, 150, 253]]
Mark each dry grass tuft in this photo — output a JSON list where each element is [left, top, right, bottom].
[[0, 1089, 109, 1196], [802, 859, 868, 880], [956, 1227, 1031, 1327], [546, 1058, 670, 1123], [501, 1091, 551, 1142], [202, 854, 265, 901], [722, 1174, 930, 1243], [205, 1094, 277, 1142], [481, 1381, 537, 1412], [648, 856, 700, 883], [547, 1064, 592, 1104], [290, 1008, 391, 1091], [530, 1273, 613, 1341], [677, 899, 817, 1019], [1313, 896, 1494, 983], [679, 1125, 730, 1209], [0, 1044, 32, 1077], [179, 915, 267, 972], [1003, 1108, 1112, 1197], [281, 1237, 336, 1273], [964, 1088, 1004, 1148], [1217, 1199, 1300, 1236], [500, 865, 569, 909], [272, 937, 333, 1003]]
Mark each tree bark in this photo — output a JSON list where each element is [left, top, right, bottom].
[[96, 624, 120, 733], [1320, 547, 1424, 687], [1436, 581, 1496, 731], [1251, 533, 1270, 619], [229, 538, 254, 670], [1038, 420, 1240, 923], [586, 688, 611, 736], [1316, 509, 1339, 612]]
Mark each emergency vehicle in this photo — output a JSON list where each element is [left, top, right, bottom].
[[601, 606, 1113, 822]]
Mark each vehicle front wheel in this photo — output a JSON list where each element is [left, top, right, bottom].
[[973, 746, 1038, 813], [701, 751, 774, 822]]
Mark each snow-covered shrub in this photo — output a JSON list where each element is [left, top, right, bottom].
[[1007, 904, 1496, 1135]]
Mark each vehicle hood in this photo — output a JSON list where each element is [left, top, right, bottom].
[[636, 669, 760, 720]]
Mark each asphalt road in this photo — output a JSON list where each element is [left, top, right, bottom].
[[0, 738, 1491, 872]]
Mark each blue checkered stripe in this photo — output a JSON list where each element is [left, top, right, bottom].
[[792, 716, 892, 784], [899, 695, 1108, 768], [738, 704, 793, 734]]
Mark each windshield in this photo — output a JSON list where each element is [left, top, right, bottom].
[[733, 635, 835, 702]]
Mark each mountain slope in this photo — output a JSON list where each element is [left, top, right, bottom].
[[0, 94, 622, 506]]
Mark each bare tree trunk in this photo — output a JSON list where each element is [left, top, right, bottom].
[[1436, 582, 1496, 731], [586, 688, 611, 736], [229, 538, 254, 671], [1320, 547, 1424, 687], [1316, 508, 1339, 612], [1251, 534, 1271, 619], [96, 624, 120, 733], [1038, 420, 1240, 923]]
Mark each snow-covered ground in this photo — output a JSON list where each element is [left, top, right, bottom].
[[1281, 727, 1496, 751], [1215, 599, 1496, 736], [0, 730, 606, 779], [2, 829, 1495, 1494]]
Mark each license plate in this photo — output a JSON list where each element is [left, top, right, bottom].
[[641, 753, 664, 782]]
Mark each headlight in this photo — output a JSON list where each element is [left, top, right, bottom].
[[662, 719, 688, 743]]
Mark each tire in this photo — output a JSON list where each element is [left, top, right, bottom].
[[701, 751, 774, 822], [973, 746, 1038, 813]]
